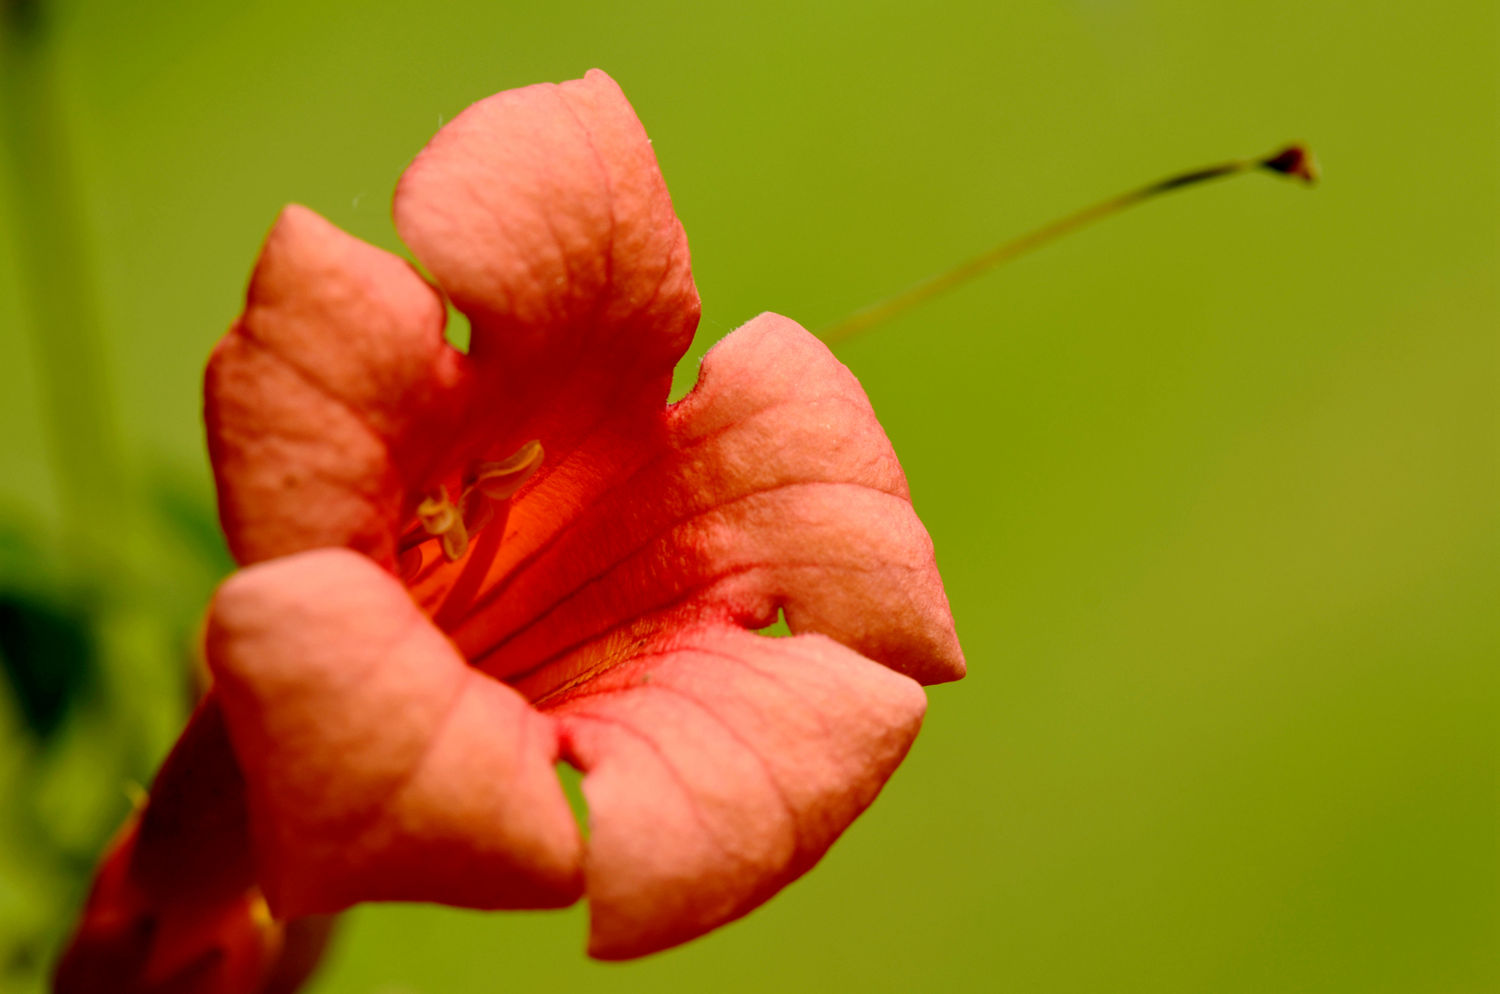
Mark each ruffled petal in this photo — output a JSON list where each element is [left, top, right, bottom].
[[548, 625, 928, 959], [206, 205, 469, 566], [392, 68, 698, 431], [205, 549, 583, 918], [432, 313, 964, 691]]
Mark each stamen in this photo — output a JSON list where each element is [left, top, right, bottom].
[[417, 489, 458, 533], [472, 440, 545, 501], [402, 441, 545, 600], [428, 442, 542, 627], [418, 489, 470, 561]]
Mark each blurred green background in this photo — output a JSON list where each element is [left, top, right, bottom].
[[1, 0, 1494, 991]]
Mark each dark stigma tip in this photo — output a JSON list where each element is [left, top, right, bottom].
[[1260, 144, 1319, 184]]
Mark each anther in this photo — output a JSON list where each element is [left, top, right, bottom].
[[425, 441, 545, 626], [407, 441, 545, 568], [472, 440, 545, 501], [418, 489, 470, 561]]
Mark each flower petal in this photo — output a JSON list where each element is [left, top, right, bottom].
[[393, 68, 698, 404], [548, 625, 928, 959], [432, 313, 965, 691], [53, 700, 280, 994], [205, 549, 583, 917], [206, 205, 469, 566]]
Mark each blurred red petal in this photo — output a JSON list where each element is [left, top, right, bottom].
[[53, 701, 283, 994]]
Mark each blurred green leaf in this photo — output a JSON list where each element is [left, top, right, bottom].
[[145, 460, 234, 579], [0, 590, 95, 743]]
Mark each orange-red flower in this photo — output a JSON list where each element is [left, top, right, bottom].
[[58, 69, 964, 990]]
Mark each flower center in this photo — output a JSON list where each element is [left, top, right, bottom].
[[399, 440, 544, 578]]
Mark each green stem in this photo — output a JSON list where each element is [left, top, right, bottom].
[[819, 144, 1317, 347], [2, 0, 126, 568]]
